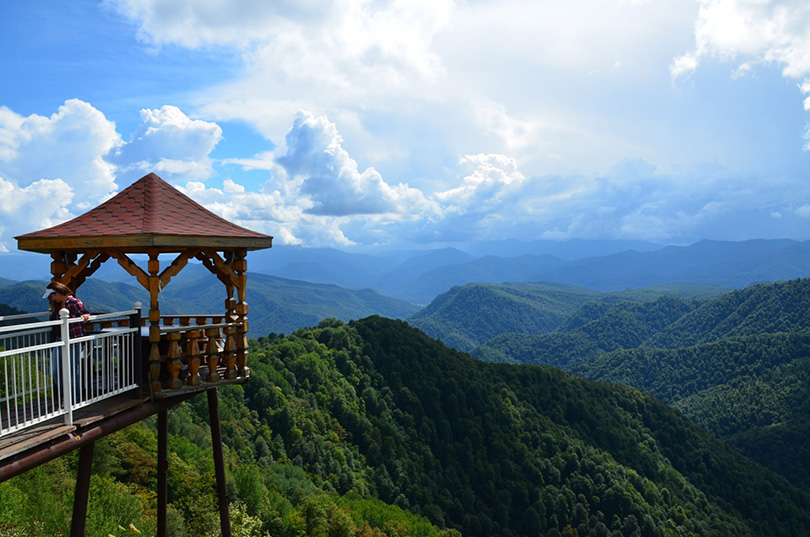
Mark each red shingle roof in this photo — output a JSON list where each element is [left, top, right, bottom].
[[16, 173, 273, 252]]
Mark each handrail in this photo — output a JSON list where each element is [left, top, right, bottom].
[[0, 311, 50, 323], [0, 307, 142, 436], [159, 322, 243, 334]]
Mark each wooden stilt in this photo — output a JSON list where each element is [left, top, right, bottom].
[[158, 409, 168, 537], [207, 388, 232, 537], [70, 442, 94, 537]]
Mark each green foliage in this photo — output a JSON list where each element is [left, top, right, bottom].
[[475, 278, 810, 492], [409, 282, 600, 351], [6, 301, 810, 536]]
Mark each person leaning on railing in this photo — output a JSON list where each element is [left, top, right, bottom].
[[44, 282, 91, 338], [44, 282, 91, 399]]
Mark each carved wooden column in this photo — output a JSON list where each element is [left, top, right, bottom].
[[166, 329, 182, 390], [148, 249, 163, 393], [234, 249, 249, 377], [50, 251, 67, 282], [223, 297, 238, 380], [205, 327, 221, 382], [180, 317, 205, 386]]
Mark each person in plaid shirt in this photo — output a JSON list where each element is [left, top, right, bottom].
[[45, 282, 92, 400], [44, 282, 91, 338]]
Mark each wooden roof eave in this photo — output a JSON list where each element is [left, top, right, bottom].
[[16, 234, 273, 254]]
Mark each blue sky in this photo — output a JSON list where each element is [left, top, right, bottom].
[[2, 0, 810, 253]]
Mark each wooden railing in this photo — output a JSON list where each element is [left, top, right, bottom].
[[140, 314, 249, 396]]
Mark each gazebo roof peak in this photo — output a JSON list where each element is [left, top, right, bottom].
[[16, 173, 272, 253]]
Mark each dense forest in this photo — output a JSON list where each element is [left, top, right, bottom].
[[471, 279, 810, 492], [3, 317, 810, 536]]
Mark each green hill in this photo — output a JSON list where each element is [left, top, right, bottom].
[[644, 278, 810, 348], [473, 295, 701, 368], [408, 282, 600, 351], [472, 279, 810, 491], [6, 316, 810, 536], [571, 332, 810, 490]]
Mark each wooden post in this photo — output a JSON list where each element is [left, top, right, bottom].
[[50, 250, 67, 282], [148, 250, 162, 394], [70, 442, 94, 537], [208, 388, 232, 537], [184, 330, 202, 386], [205, 327, 221, 382], [224, 297, 238, 380], [166, 331, 182, 390], [157, 409, 168, 537], [234, 249, 249, 377]]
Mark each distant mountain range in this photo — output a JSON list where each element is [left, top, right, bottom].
[[0, 266, 419, 337], [3, 238, 810, 336], [5, 238, 810, 306]]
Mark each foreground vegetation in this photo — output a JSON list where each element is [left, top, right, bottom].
[[3, 316, 809, 536]]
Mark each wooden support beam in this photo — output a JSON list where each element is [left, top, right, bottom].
[[157, 410, 168, 537], [208, 388, 232, 537], [159, 248, 197, 289], [109, 249, 150, 290], [70, 442, 94, 537]]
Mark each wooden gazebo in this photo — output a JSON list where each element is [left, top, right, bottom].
[[11, 172, 273, 536], [16, 172, 272, 395]]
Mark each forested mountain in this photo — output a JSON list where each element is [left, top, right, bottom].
[[471, 279, 810, 491], [644, 278, 810, 347], [418, 282, 725, 354], [4, 317, 810, 536], [408, 282, 601, 351]]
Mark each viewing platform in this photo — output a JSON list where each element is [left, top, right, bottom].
[[2, 172, 273, 536], [0, 304, 249, 465]]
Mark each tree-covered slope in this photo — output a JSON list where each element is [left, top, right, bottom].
[[408, 282, 600, 351], [472, 295, 701, 368], [250, 317, 810, 536], [8, 316, 810, 536], [644, 278, 810, 348], [570, 332, 810, 490], [470, 280, 810, 492]]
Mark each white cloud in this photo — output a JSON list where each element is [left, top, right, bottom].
[[672, 0, 810, 80], [113, 105, 222, 181], [0, 99, 119, 204], [0, 100, 121, 250], [275, 111, 436, 217], [0, 177, 74, 252]]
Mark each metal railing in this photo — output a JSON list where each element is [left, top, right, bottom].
[[0, 307, 142, 437]]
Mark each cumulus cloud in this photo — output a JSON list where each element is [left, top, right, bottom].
[[0, 177, 74, 252], [181, 110, 442, 247], [275, 111, 436, 217], [113, 105, 222, 181], [673, 0, 810, 78], [111, 0, 450, 88], [0, 100, 121, 250], [0, 99, 119, 204]]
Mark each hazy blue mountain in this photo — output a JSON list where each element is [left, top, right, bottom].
[[532, 239, 810, 291], [0, 266, 419, 336], [4, 239, 810, 306], [391, 254, 573, 304], [459, 237, 663, 259]]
